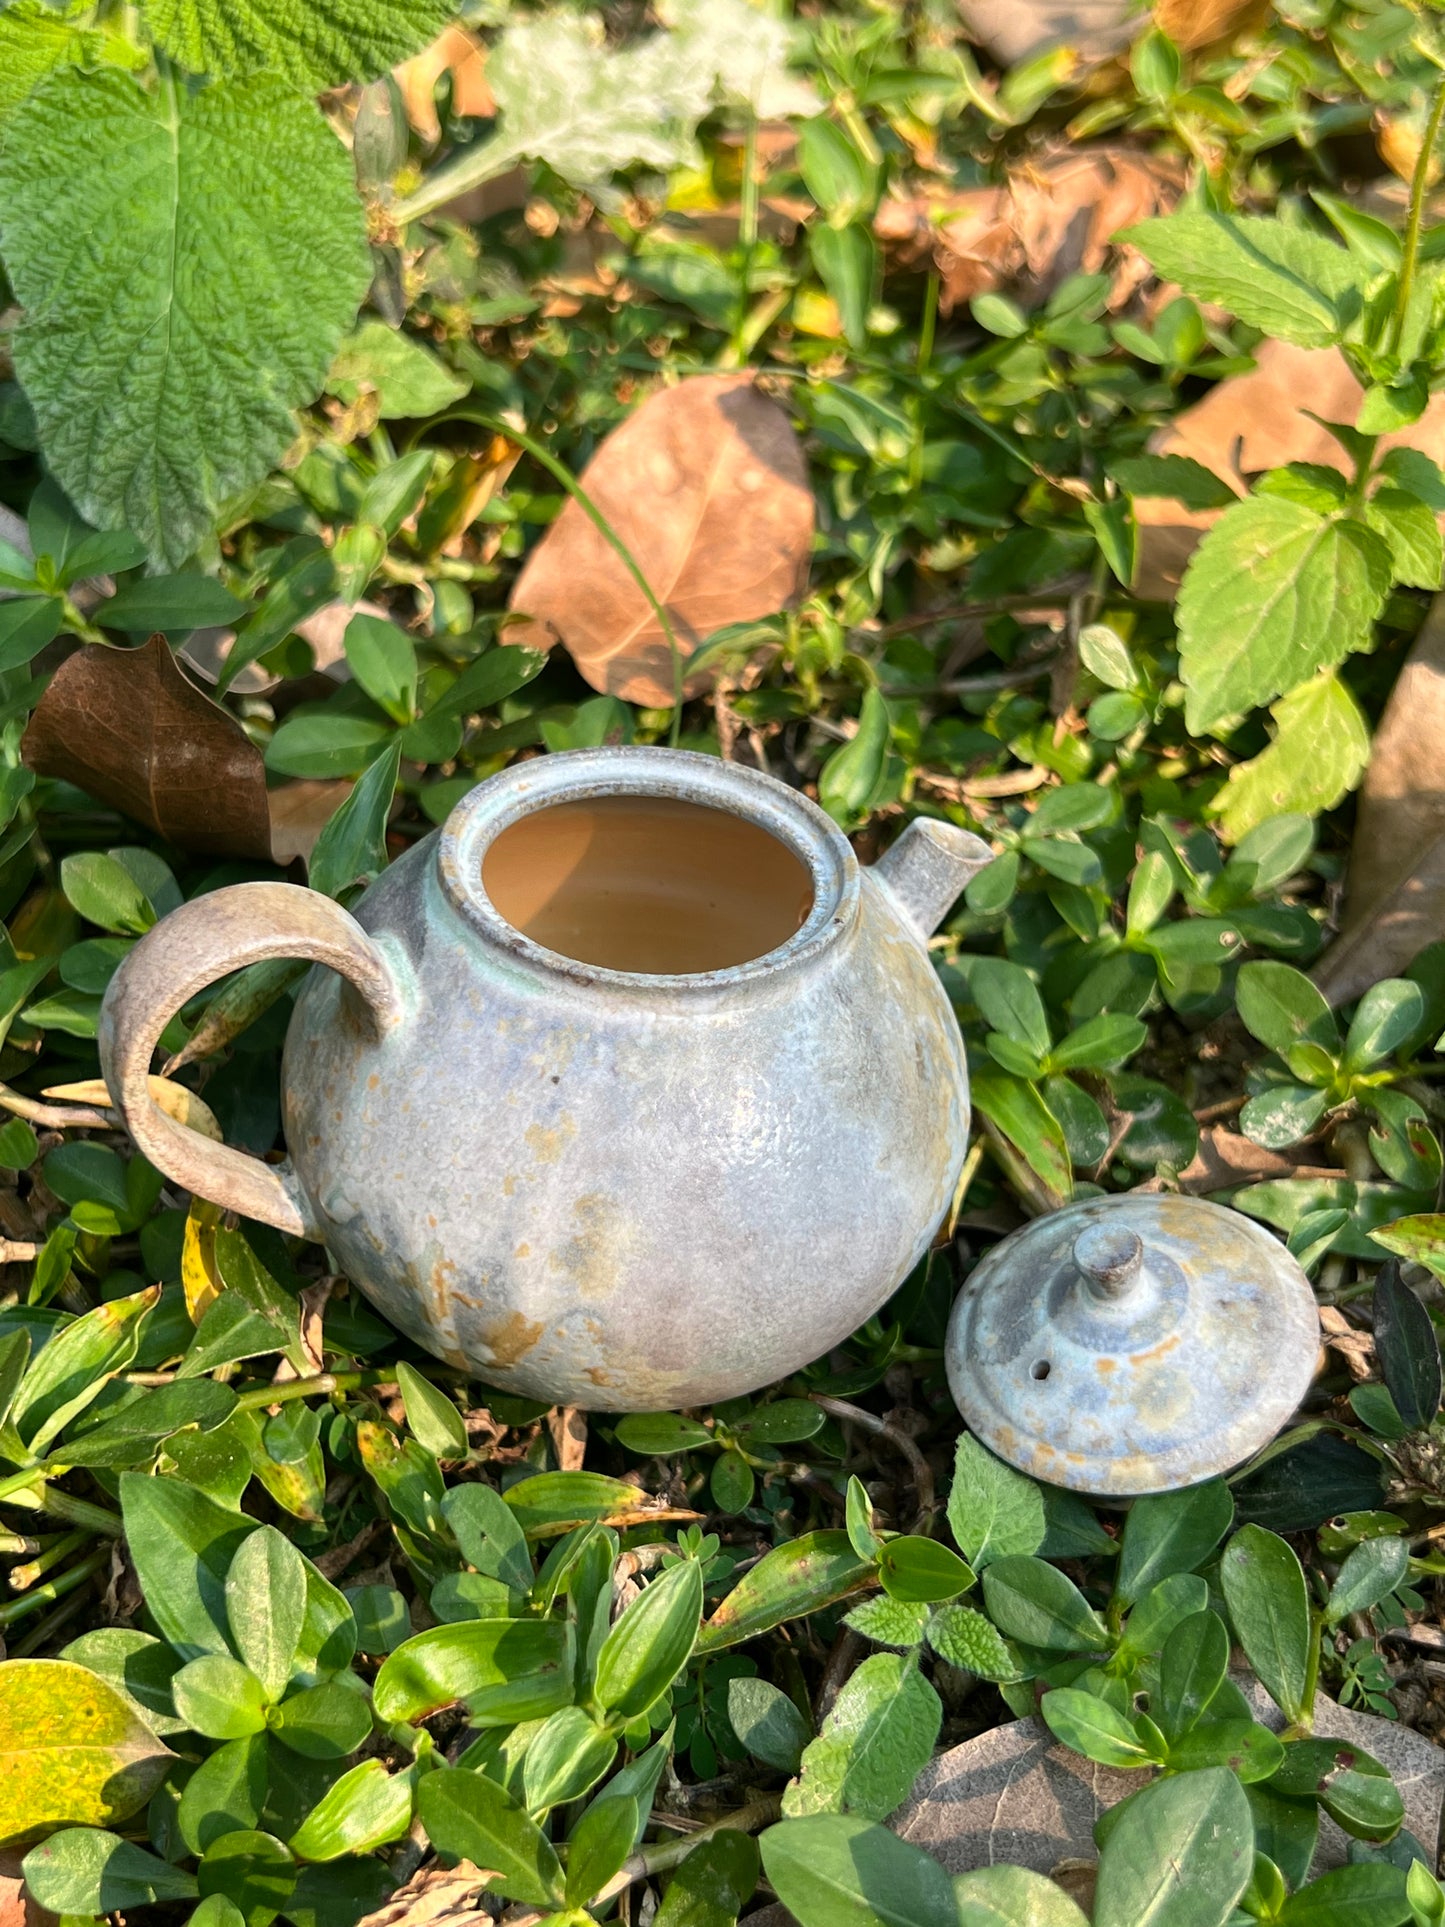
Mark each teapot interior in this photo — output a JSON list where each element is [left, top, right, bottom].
[[481, 793, 814, 974]]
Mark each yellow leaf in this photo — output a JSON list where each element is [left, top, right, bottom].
[[182, 1197, 225, 1324], [44, 1074, 223, 1142]]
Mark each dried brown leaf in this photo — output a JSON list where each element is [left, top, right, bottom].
[[357, 1862, 492, 1927], [1314, 593, 1445, 1003], [957, 0, 1260, 64], [22, 635, 272, 861], [546, 1405, 587, 1472], [505, 373, 814, 706], [268, 779, 354, 868], [394, 26, 494, 147], [874, 146, 1181, 315]]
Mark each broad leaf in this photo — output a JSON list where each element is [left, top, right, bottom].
[[0, 68, 370, 566], [1212, 672, 1371, 843], [287, 1758, 415, 1861], [954, 1866, 1088, 1926], [981, 1557, 1109, 1653], [1155, 1612, 1230, 1744], [654, 1830, 760, 1927], [226, 1525, 307, 1702], [1122, 212, 1357, 348], [22, 1831, 197, 1912], [0, 1660, 173, 1850], [783, 1654, 942, 1821], [417, 1768, 565, 1908], [1372, 1257, 1442, 1429], [594, 1555, 702, 1720], [760, 1814, 959, 1927], [371, 1618, 573, 1724], [697, 1533, 875, 1652], [1040, 1689, 1156, 1769], [119, 1473, 254, 1659], [1219, 1526, 1311, 1723], [1176, 494, 1390, 733], [1093, 1768, 1253, 1927], [142, 0, 450, 89], [728, 1677, 811, 1773], [1115, 1482, 1233, 1608]]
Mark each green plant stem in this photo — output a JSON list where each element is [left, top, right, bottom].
[[0, 1479, 125, 1537], [1390, 74, 1445, 356], [588, 1793, 784, 1910], [423, 406, 688, 744], [8, 1525, 88, 1591], [731, 109, 761, 364], [0, 1546, 108, 1627], [232, 1369, 384, 1412], [1285, 1607, 1327, 1738], [393, 139, 517, 226]]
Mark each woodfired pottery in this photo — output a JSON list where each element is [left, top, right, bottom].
[[100, 748, 990, 1408]]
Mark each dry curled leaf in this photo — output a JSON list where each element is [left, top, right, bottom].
[[356, 1862, 492, 1927], [1314, 593, 1445, 1004], [505, 373, 814, 706], [41, 1075, 222, 1142], [957, 0, 1262, 65], [394, 25, 494, 147], [546, 1404, 588, 1472], [874, 146, 1181, 315], [22, 635, 273, 861]]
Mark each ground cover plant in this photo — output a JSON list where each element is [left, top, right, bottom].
[[8, 0, 1445, 1920]]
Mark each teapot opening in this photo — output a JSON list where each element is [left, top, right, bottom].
[[480, 793, 815, 975]]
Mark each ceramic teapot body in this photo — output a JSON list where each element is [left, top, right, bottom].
[[100, 750, 988, 1408]]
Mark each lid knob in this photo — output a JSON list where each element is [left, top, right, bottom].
[[1072, 1222, 1144, 1300]]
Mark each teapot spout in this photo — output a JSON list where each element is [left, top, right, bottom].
[[872, 819, 994, 938]]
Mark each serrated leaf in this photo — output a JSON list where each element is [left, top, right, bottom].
[[0, 1659, 173, 1850], [1122, 212, 1357, 348], [0, 1, 143, 119], [144, 0, 449, 88], [947, 1434, 1046, 1571], [782, 1654, 942, 1822], [1211, 671, 1371, 843], [1177, 494, 1391, 733], [845, 1596, 929, 1650], [924, 1605, 1022, 1682], [0, 68, 370, 567], [1366, 487, 1443, 589]]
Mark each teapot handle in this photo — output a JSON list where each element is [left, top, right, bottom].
[[99, 881, 406, 1239]]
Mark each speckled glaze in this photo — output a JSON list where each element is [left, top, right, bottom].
[[101, 749, 990, 1409]]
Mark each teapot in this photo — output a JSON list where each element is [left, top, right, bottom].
[[100, 749, 990, 1409]]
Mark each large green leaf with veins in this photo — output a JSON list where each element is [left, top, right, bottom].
[[142, 0, 450, 90], [0, 68, 370, 566], [0, 3, 144, 120], [1176, 494, 1390, 733]]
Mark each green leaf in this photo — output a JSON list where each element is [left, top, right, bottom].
[[845, 1595, 930, 1650], [1116, 1574, 1211, 1663], [1366, 487, 1443, 589], [1325, 1534, 1410, 1626], [594, 1555, 702, 1721], [268, 1680, 372, 1759], [328, 319, 469, 418], [783, 1654, 941, 1821], [178, 1732, 267, 1855], [924, 1605, 1022, 1682], [969, 958, 1051, 1057], [441, 1484, 533, 1593], [1165, 1721, 1286, 1783], [119, 1473, 256, 1659], [735, 1399, 828, 1445], [1110, 455, 1237, 513], [395, 1360, 468, 1459], [1049, 1013, 1147, 1072], [307, 737, 402, 901], [1220, 1526, 1312, 1723], [226, 1526, 307, 1703], [565, 1794, 639, 1908], [1271, 1738, 1405, 1842], [503, 1471, 645, 1536], [418, 1768, 565, 1908], [100, 573, 249, 632], [969, 1071, 1072, 1204], [698, 1533, 875, 1653], [194, 1829, 296, 1927], [172, 1654, 270, 1738], [1345, 981, 1427, 1070], [1156, 1612, 1230, 1744], [616, 1413, 713, 1455], [727, 1677, 810, 1773], [981, 1557, 1109, 1653], [760, 1814, 959, 1927], [1121, 212, 1355, 348], [1277, 1862, 1409, 1924], [22, 1830, 197, 1913], [820, 688, 891, 826], [343, 611, 418, 725], [0, 2, 145, 121], [711, 1450, 756, 1515], [876, 1536, 974, 1604], [372, 1618, 574, 1725], [15, 1286, 159, 1453], [1373, 1258, 1443, 1430], [1094, 1767, 1253, 1927], [1176, 494, 1390, 734], [1041, 1688, 1157, 1769], [61, 1628, 186, 1737], [1116, 1482, 1234, 1608], [654, 1830, 760, 1927], [54, 1378, 236, 1469], [287, 1759, 414, 1862], [944, 1441, 1048, 1572], [0, 1660, 173, 1850], [265, 711, 393, 780], [1212, 672, 1371, 844], [142, 0, 449, 89], [0, 68, 370, 567], [954, 1865, 1089, 1926], [521, 1705, 616, 1813], [0, 594, 62, 670], [61, 850, 157, 935], [810, 225, 877, 351], [1236, 962, 1341, 1058]]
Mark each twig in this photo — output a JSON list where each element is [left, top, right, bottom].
[[0, 1081, 113, 1130], [807, 1393, 935, 1526], [870, 585, 1087, 638]]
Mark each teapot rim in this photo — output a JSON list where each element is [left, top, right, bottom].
[[435, 745, 860, 995]]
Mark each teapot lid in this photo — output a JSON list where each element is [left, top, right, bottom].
[[944, 1192, 1320, 1496]]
